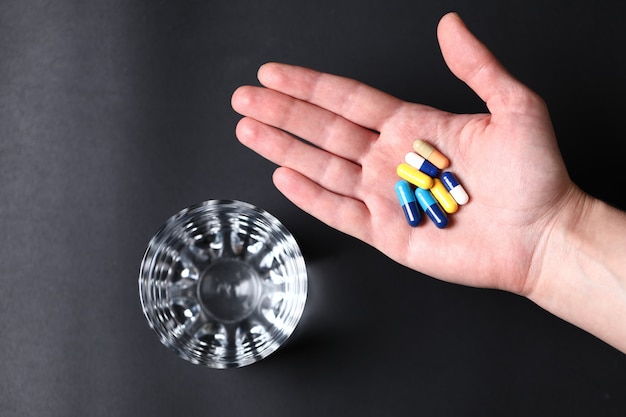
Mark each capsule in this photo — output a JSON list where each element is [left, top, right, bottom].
[[396, 163, 434, 189], [412, 139, 449, 170], [441, 172, 469, 205], [404, 152, 440, 177], [430, 178, 458, 214], [414, 188, 449, 229], [395, 180, 422, 227]]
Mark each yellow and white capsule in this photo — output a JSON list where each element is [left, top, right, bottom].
[[412, 139, 449, 170], [396, 163, 434, 189], [430, 178, 458, 214]]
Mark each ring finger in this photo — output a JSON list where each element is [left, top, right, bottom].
[[236, 117, 365, 200]]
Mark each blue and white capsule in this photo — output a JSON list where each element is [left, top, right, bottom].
[[414, 188, 449, 229], [404, 152, 440, 178], [441, 172, 469, 205], [395, 180, 422, 227]]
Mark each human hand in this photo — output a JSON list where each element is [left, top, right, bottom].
[[231, 12, 585, 296]]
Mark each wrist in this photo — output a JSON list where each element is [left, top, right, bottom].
[[526, 188, 626, 352]]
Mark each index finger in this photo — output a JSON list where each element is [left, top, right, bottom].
[[257, 62, 405, 132]]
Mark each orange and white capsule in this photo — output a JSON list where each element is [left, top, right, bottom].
[[430, 178, 458, 214], [412, 139, 449, 170], [396, 163, 434, 189]]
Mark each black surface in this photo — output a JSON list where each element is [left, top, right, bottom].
[[1, 1, 625, 416]]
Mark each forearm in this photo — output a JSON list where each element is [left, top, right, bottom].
[[528, 189, 626, 353]]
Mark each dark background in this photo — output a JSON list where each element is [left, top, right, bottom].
[[1, 1, 625, 416]]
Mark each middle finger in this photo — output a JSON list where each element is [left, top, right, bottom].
[[232, 86, 378, 165]]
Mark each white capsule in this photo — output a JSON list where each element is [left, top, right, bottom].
[[441, 172, 469, 205], [404, 152, 440, 177]]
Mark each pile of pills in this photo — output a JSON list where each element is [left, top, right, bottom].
[[395, 140, 469, 229]]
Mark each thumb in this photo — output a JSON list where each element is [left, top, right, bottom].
[[437, 12, 535, 115]]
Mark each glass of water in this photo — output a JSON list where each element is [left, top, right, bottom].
[[139, 200, 308, 368]]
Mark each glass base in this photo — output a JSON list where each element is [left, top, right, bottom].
[[139, 200, 307, 368]]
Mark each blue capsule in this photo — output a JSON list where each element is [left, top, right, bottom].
[[395, 180, 422, 227], [414, 188, 449, 229], [441, 172, 469, 205], [404, 152, 440, 178]]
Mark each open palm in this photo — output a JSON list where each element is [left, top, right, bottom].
[[231, 13, 580, 296]]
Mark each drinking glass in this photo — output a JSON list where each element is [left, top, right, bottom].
[[139, 200, 308, 368]]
